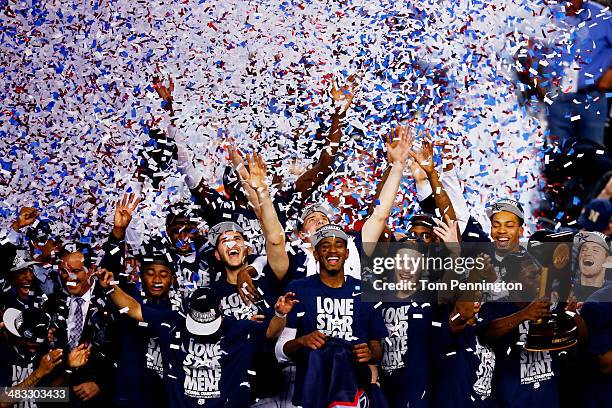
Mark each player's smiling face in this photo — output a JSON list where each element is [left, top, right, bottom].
[[314, 237, 348, 275], [579, 242, 607, 279], [491, 212, 523, 255], [59, 252, 92, 296], [11, 268, 34, 300], [394, 248, 422, 285], [215, 231, 249, 269]]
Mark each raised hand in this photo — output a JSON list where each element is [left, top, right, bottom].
[[385, 124, 413, 166], [408, 137, 435, 176], [68, 344, 92, 368], [152, 75, 174, 113], [113, 193, 140, 232], [96, 268, 115, 290], [243, 153, 268, 191], [433, 215, 460, 243], [330, 74, 360, 115], [12, 207, 39, 231], [275, 292, 299, 315], [409, 159, 428, 183], [228, 147, 251, 182]]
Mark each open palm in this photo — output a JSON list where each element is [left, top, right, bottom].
[[243, 153, 268, 191], [114, 193, 140, 230], [331, 74, 360, 115], [385, 124, 412, 166], [68, 344, 91, 368], [408, 137, 435, 175]]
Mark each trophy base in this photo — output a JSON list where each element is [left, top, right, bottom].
[[524, 314, 578, 352]]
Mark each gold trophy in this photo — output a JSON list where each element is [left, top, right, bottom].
[[524, 231, 578, 352]]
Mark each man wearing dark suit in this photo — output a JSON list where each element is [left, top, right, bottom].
[[48, 243, 114, 407]]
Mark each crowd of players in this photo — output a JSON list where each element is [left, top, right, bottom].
[[1, 109, 610, 408], [1, 2, 612, 404]]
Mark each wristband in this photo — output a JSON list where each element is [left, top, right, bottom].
[[275, 310, 287, 319]]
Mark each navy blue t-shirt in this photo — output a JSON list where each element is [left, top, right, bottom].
[[211, 265, 280, 321], [210, 266, 285, 400], [285, 275, 388, 405], [379, 293, 436, 408], [141, 305, 266, 408], [113, 292, 172, 407], [432, 304, 497, 408], [478, 300, 559, 408], [573, 280, 612, 302], [579, 285, 612, 408]]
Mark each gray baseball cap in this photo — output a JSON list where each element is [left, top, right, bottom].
[[298, 204, 330, 229], [208, 221, 245, 247], [10, 250, 39, 272], [573, 231, 610, 253], [311, 224, 349, 248], [486, 199, 524, 221]]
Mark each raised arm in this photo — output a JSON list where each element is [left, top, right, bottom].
[[362, 125, 412, 254], [266, 292, 299, 339], [229, 147, 262, 219], [111, 193, 140, 240], [241, 153, 288, 280], [408, 139, 457, 222], [294, 75, 359, 203], [97, 269, 143, 321], [101, 193, 140, 282]]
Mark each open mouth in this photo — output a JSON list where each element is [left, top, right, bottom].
[[227, 248, 240, 257], [496, 237, 510, 246], [399, 272, 414, 280], [150, 283, 164, 292], [582, 259, 594, 267], [327, 256, 340, 266]]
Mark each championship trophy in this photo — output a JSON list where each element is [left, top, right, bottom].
[[524, 230, 578, 352]]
